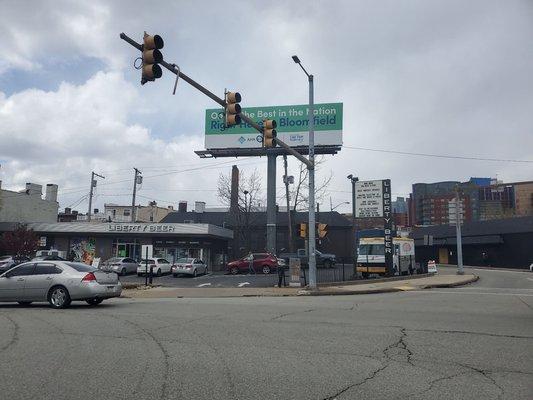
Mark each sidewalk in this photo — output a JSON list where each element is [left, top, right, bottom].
[[122, 273, 478, 299]]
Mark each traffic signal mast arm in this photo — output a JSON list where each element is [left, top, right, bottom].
[[120, 32, 312, 168]]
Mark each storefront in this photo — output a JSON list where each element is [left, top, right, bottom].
[[11, 222, 233, 271]]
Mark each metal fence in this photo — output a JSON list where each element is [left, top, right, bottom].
[[300, 263, 356, 286]]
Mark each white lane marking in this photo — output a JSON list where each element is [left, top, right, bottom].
[[455, 287, 533, 291], [413, 290, 533, 297], [197, 283, 212, 287], [238, 282, 250, 287], [527, 278, 533, 282]]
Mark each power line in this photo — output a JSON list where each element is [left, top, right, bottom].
[[343, 146, 533, 163]]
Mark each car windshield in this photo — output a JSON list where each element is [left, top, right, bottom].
[[177, 258, 195, 263], [64, 262, 97, 272], [140, 259, 156, 263]]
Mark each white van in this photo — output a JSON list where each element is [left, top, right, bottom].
[[357, 237, 416, 278]]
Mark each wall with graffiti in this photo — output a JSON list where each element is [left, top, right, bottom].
[[69, 237, 96, 264]]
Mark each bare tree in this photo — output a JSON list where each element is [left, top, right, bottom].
[[218, 169, 264, 255], [288, 156, 333, 211]]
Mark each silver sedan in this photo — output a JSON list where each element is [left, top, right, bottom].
[[171, 258, 208, 277], [100, 257, 139, 276], [0, 260, 122, 308]]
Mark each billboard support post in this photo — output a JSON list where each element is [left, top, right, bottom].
[[266, 152, 277, 255]]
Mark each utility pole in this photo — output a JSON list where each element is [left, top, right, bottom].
[[87, 172, 105, 221], [283, 155, 294, 252], [455, 186, 464, 275], [132, 168, 142, 222]]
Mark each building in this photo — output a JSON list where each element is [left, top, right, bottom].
[[0, 221, 232, 270], [104, 202, 173, 223], [410, 178, 533, 226], [0, 182, 59, 223], [162, 206, 354, 261], [411, 216, 533, 268]]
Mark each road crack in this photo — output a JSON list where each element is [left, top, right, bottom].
[[269, 308, 315, 321], [0, 313, 19, 352], [322, 363, 388, 400]]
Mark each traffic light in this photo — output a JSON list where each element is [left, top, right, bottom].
[[299, 223, 307, 238], [318, 223, 328, 239], [225, 92, 242, 126], [263, 119, 277, 148], [141, 32, 164, 85]]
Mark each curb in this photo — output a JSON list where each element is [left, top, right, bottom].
[[419, 275, 479, 289], [317, 273, 432, 288], [298, 287, 403, 296]]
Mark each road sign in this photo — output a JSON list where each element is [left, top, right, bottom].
[[205, 102, 342, 149], [141, 245, 153, 259]]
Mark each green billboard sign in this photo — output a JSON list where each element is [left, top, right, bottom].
[[204, 102, 342, 149]]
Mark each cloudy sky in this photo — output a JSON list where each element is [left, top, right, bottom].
[[0, 0, 532, 214]]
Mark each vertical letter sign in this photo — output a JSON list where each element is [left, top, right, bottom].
[[382, 179, 393, 276]]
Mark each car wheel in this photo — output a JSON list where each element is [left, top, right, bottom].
[[230, 266, 239, 275], [121, 268, 127, 276], [86, 298, 103, 306], [48, 286, 71, 309], [262, 265, 271, 274], [17, 301, 32, 306], [193, 269, 198, 277], [324, 260, 332, 269]]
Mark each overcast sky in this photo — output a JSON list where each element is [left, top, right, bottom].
[[0, 0, 532, 214]]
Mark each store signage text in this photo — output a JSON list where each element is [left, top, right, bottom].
[[107, 224, 176, 233]]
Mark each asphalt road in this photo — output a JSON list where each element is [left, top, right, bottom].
[[0, 267, 531, 400], [120, 263, 355, 288]]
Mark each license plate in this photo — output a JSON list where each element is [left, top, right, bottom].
[[106, 286, 115, 291]]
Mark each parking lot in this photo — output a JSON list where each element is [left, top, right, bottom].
[[119, 263, 356, 288]]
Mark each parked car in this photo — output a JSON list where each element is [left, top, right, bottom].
[[227, 253, 279, 275], [0, 256, 30, 274], [0, 260, 122, 308], [278, 249, 336, 268], [172, 258, 208, 277], [137, 258, 172, 276], [100, 257, 139, 276], [32, 255, 66, 261]]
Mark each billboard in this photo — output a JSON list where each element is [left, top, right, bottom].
[[355, 180, 384, 218], [205, 103, 342, 149]]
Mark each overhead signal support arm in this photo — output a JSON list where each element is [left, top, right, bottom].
[[119, 32, 313, 168]]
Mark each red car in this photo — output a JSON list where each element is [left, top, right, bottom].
[[227, 253, 279, 275]]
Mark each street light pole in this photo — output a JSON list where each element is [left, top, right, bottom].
[[292, 55, 316, 289], [455, 186, 464, 275]]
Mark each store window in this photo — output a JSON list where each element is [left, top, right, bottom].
[[112, 238, 140, 260]]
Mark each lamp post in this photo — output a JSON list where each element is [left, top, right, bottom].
[[292, 55, 316, 289], [347, 174, 359, 273], [331, 201, 350, 211]]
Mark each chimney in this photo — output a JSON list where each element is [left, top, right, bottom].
[[25, 183, 42, 197], [230, 165, 239, 213], [72, 210, 78, 215], [65, 207, 72, 214], [45, 183, 58, 203], [178, 201, 187, 212], [195, 201, 206, 213]]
